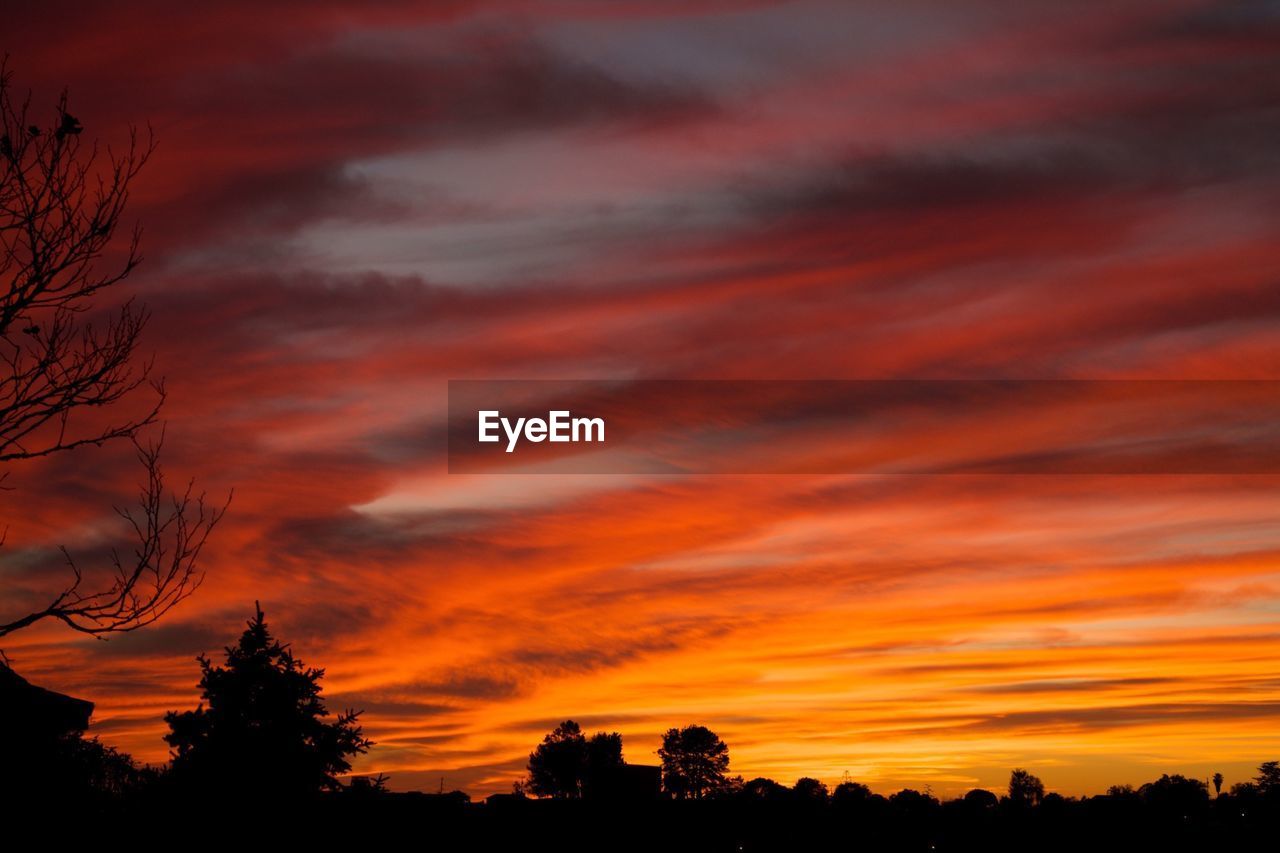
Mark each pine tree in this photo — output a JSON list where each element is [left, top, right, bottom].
[[164, 604, 369, 798]]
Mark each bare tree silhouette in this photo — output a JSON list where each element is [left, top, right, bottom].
[[0, 64, 226, 640]]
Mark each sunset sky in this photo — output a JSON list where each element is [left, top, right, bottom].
[[3, 0, 1279, 798]]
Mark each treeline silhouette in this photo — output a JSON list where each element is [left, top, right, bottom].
[[5, 607, 1280, 850]]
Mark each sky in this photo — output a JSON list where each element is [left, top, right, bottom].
[[2, 0, 1279, 798]]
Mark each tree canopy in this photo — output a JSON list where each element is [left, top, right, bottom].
[[526, 720, 625, 798], [1008, 768, 1045, 807], [1256, 761, 1280, 796], [658, 724, 730, 800]]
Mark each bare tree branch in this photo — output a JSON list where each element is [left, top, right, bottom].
[[0, 62, 158, 460], [0, 61, 227, 642], [0, 436, 229, 639]]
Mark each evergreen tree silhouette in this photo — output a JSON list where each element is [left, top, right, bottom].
[[163, 603, 369, 798]]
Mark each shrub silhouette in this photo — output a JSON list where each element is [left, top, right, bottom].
[[1138, 774, 1208, 815], [163, 603, 369, 798], [890, 787, 939, 816], [963, 788, 999, 809], [742, 776, 790, 802]]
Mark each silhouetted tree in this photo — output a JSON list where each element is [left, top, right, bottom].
[[793, 776, 829, 802], [742, 776, 790, 802], [583, 730, 624, 797], [527, 720, 588, 798], [714, 774, 745, 799], [890, 788, 938, 807], [525, 723, 626, 799], [889, 788, 940, 822], [658, 724, 729, 799], [0, 65, 225, 641], [56, 735, 152, 798], [1007, 768, 1045, 807], [1138, 774, 1209, 819], [1255, 761, 1280, 796], [1228, 779, 1263, 820], [163, 604, 369, 799], [1213, 772, 1223, 796], [1041, 791, 1068, 811], [345, 773, 390, 798], [17, 732, 153, 804], [832, 779, 874, 807]]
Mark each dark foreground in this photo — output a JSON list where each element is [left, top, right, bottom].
[[12, 789, 1280, 852]]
